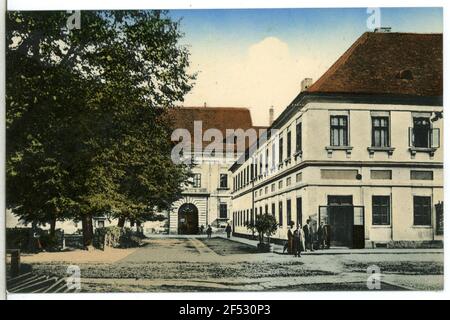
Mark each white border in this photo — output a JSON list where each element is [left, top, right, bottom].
[[2, 0, 449, 300]]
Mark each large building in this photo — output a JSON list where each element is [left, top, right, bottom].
[[168, 106, 266, 234], [230, 31, 443, 248]]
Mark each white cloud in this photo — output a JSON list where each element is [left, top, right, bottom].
[[183, 36, 331, 126]]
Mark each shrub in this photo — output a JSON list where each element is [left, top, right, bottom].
[[246, 215, 278, 245]]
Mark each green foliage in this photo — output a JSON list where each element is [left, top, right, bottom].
[[6, 228, 31, 250], [94, 226, 142, 249], [6, 10, 195, 240], [246, 215, 278, 244]]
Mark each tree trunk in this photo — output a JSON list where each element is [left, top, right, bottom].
[[49, 217, 57, 236], [117, 216, 125, 228], [81, 213, 94, 249]]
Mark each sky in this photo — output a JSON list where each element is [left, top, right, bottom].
[[168, 7, 443, 126]]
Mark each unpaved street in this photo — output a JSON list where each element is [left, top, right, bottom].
[[24, 237, 443, 292]]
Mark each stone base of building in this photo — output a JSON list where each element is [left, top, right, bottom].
[[365, 240, 443, 249], [233, 232, 443, 249]]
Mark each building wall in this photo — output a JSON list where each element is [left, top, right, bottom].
[[230, 101, 443, 246], [169, 155, 235, 234]]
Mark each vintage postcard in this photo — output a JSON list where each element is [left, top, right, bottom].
[[2, 2, 445, 298]]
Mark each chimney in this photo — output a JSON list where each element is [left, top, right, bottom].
[[269, 106, 274, 126], [203, 102, 207, 107], [301, 78, 313, 92]]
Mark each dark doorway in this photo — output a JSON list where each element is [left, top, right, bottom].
[[178, 203, 199, 234], [327, 196, 353, 247]]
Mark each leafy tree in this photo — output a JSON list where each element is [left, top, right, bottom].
[[6, 10, 194, 247], [246, 215, 278, 245]]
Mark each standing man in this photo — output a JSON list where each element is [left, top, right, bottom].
[[225, 223, 232, 239], [303, 219, 315, 252], [206, 225, 212, 239], [317, 221, 328, 250], [287, 226, 293, 254]]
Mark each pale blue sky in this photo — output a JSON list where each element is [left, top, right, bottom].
[[168, 8, 443, 125]]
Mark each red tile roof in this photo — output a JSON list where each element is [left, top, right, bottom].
[[307, 32, 443, 97], [168, 106, 267, 150]]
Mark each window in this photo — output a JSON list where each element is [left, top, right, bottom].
[[265, 186, 268, 194], [286, 199, 292, 225], [372, 196, 390, 225], [330, 115, 348, 146], [259, 154, 263, 175], [414, 196, 431, 226], [296, 172, 303, 182], [371, 170, 392, 180], [219, 204, 227, 218], [279, 137, 284, 164], [193, 173, 201, 188], [259, 189, 263, 196], [287, 131, 292, 158], [372, 117, 389, 147], [412, 117, 431, 148], [265, 204, 268, 215], [219, 174, 228, 188], [271, 203, 276, 217], [286, 177, 291, 186], [410, 170, 433, 180], [296, 122, 302, 152], [271, 183, 275, 192], [278, 201, 283, 226], [278, 180, 283, 189], [97, 220, 105, 228], [265, 148, 269, 172], [296, 197, 302, 226], [271, 144, 276, 169]]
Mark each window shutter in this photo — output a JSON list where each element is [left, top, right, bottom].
[[408, 127, 414, 147], [432, 128, 440, 148]]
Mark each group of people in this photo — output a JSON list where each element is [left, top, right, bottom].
[[199, 223, 232, 239], [284, 220, 330, 257]]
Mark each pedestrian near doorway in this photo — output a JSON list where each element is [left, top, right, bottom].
[[206, 225, 212, 239]]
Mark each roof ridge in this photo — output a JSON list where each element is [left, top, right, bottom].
[[307, 32, 369, 92]]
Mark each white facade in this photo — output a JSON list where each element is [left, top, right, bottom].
[[231, 101, 443, 248], [168, 155, 235, 234]]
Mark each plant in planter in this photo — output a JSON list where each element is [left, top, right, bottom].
[[246, 214, 278, 252]]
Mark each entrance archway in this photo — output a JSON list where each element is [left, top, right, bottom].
[[178, 203, 199, 234]]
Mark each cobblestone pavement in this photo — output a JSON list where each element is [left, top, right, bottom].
[[26, 236, 444, 292]]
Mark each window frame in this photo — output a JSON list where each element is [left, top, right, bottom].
[[330, 115, 349, 147], [219, 203, 228, 219], [193, 173, 201, 188], [413, 196, 432, 226], [371, 116, 390, 147], [219, 173, 228, 189], [372, 195, 391, 226]]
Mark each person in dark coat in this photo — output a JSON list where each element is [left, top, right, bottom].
[[206, 225, 212, 239], [292, 227, 302, 257], [303, 219, 314, 252], [225, 223, 232, 239], [317, 222, 328, 249], [287, 227, 293, 254]]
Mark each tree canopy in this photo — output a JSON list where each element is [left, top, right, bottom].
[[6, 10, 194, 244]]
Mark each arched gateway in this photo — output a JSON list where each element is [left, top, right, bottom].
[[178, 203, 199, 234]]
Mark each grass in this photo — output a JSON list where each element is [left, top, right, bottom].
[[344, 261, 444, 275], [200, 237, 259, 255]]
